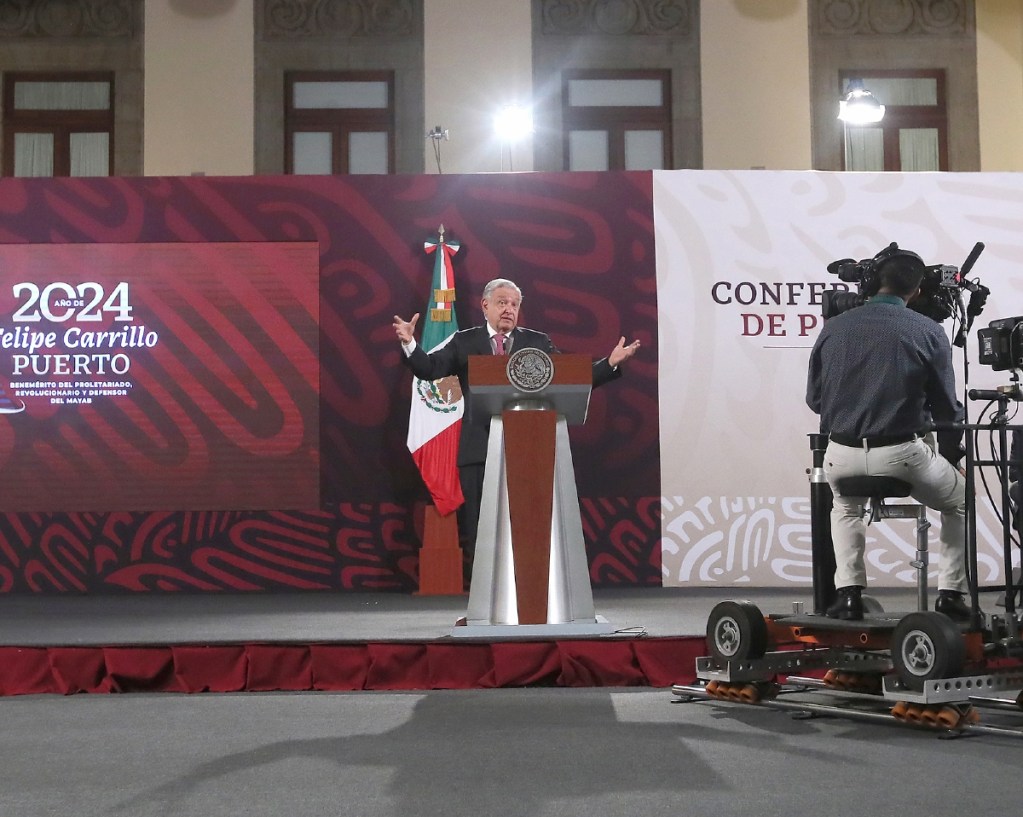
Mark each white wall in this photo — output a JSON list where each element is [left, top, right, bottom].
[[144, 0, 255, 176], [700, 1, 813, 170], [423, 1, 534, 174], [976, 0, 1023, 171]]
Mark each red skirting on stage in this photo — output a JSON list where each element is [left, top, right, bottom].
[[0, 637, 703, 695]]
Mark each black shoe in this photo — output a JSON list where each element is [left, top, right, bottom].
[[935, 590, 972, 622], [826, 586, 863, 621]]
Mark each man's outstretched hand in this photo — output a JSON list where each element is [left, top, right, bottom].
[[392, 313, 420, 345], [608, 336, 641, 368]]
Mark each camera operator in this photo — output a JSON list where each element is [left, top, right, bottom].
[[806, 248, 971, 622]]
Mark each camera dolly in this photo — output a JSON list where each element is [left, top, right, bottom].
[[673, 424, 1023, 739]]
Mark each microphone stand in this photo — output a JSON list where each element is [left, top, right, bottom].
[[953, 242, 987, 628], [951, 289, 980, 627]]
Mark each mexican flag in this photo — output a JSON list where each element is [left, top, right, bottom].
[[406, 227, 465, 516]]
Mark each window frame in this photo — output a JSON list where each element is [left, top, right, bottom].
[[560, 68, 673, 171], [284, 70, 396, 175], [2, 70, 115, 177], [839, 68, 948, 172]]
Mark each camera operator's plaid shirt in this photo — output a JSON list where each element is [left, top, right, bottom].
[[807, 294, 964, 460]]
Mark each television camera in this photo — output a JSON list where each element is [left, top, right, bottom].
[[823, 242, 989, 347]]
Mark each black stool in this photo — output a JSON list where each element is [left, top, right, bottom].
[[834, 475, 930, 612]]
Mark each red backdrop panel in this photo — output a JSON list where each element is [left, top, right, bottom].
[[0, 242, 320, 512], [0, 172, 659, 592]]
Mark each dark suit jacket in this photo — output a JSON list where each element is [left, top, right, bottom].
[[404, 324, 621, 466]]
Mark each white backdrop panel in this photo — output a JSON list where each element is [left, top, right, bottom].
[[654, 170, 1023, 588]]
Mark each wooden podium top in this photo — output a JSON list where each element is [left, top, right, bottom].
[[468, 353, 592, 425]]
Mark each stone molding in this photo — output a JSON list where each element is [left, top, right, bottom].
[[0, 0, 135, 38], [262, 0, 417, 39], [814, 0, 969, 37], [539, 0, 693, 36]]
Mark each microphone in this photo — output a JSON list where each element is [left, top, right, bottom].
[[953, 242, 985, 293], [960, 241, 985, 279]]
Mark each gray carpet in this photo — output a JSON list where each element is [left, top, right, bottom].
[[0, 586, 924, 645], [0, 687, 1020, 817], [0, 587, 1020, 816]]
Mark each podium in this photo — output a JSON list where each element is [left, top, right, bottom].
[[450, 351, 614, 638]]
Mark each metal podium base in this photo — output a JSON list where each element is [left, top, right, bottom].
[[448, 615, 615, 639], [464, 414, 605, 629]]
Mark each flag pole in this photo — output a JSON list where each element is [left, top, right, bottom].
[[412, 225, 466, 595]]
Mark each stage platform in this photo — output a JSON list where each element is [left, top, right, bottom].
[[0, 587, 921, 696]]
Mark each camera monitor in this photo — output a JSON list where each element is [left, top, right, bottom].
[[977, 317, 1023, 371]]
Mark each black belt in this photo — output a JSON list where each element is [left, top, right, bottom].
[[829, 432, 921, 449]]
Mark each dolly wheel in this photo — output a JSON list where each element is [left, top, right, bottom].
[[706, 600, 768, 665], [891, 612, 966, 691]]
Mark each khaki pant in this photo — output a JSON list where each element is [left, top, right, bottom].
[[824, 437, 967, 593]]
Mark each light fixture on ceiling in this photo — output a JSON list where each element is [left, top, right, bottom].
[[838, 78, 886, 125]]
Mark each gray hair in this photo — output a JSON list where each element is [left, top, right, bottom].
[[482, 278, 522, 300]]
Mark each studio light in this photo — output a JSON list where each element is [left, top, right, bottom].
[[493, 105, 534, 141], [838, 78, 885, 125]]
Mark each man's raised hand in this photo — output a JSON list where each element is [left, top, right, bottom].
[[608, 336, 641, 368], [392, 313, 420, 345]]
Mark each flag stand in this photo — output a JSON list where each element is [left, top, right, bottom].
[[416, 504, 464, 595]]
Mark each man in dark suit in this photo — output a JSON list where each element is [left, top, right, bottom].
[[393, 277, 640, 557]]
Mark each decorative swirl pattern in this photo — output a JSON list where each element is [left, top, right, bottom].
[[646, 0, 688, 31], [918, 0, 964, 31], [582, 497, 661, 585], [866, 0, 915, 34], [817, 0, 967, 35], [0, 1, 33, 33], [659, 495, 1009, 588], [314, 0, 361, 35], [87, 0, 132, 35], [38, 0, 86, 36], [0, 0, 134, 37], [543, 0, 589, 33], [264, 0, 310, 34], [264, 0, 416, 38], [541, 0, 691, 35], [593, 0, 640, 35], [820, 0, 862, 31], [363, 0, 414, 34]]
